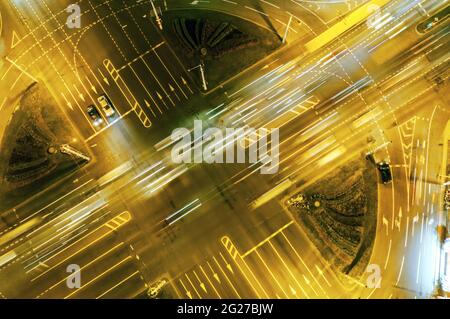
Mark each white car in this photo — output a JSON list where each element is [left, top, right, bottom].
[[97, 94, 116, 117]]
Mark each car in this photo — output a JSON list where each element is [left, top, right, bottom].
[[97, 94, 116, 117], [87, 105, 104, 127], [377, 162, 392, 184]]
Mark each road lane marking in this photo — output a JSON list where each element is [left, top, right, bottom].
[[105, 211, 132, 231], [4, 56, 38, 83], [31, 212, 131, 281], [314, 265, 332, 287], [0, 61, 14, 81], [178, 278, 192, 299], [398, 117, 416, 210], [98, 68, 110, 86], [275, 18, 298, 34], [152, 49, 189, 99], [384, 239, 392, 270], [185, 273, 201, 299], [103, 59, 151, 128], [221, 236, 239, 260], [64, 256, 132, 299], [60, 92, 74, 110], [254, 250, 289, 298], [220, 237, 270, 298], [213, 256, 241, 298], [420, 212, 424, 243], [404, 216, 410, 247], [96, 270, 140, 299], [20, 0, 97, 133], [416, 251, 421, 284], [167, 277, 183, 299], [88, 0, 127, 61], [241, 221, 293, 258], [85, 76, 98, 95], [0, 97, 7, 112], [117, 42, 165, 72], [29, 205, 106, 254], [105, 1, 140, 55], [73, 85, 85, 103], [423, 105, 439, 205], [193, 270, 207, 294], [302, 273, 319, 296], [244, 6, 269, 16], [129, 65, 160, 116], [260, 0, 280, 9], [412, 213, 419, 237], [199, 265, 221, 298], [84, 108, 135, 142], [268, 240, 309, 298], [19, 179, 94, 225], [382, 216, 389, 236], [36, 0, 104, 122], [305, 0, 392, 53], [280, 231, 327, 295], [36, 242, 124, 298], [139, 56, 175, 107], [365, 276, 382, 299], [10, 71, 24, 93], [219, 252, 234, 274], [396, 255, 405, 285], [206, 261, 222, 285]]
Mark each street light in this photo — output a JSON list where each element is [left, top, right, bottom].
[[150, 0, 163, 30], [282, 15, 293, 44], [188, 62, 208, 91], [59, 144, 91, 162]]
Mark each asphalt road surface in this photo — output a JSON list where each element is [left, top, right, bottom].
[[0, 0, 448, 299]]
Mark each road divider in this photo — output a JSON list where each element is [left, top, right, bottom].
[[305, 0, 392, 53], [165, 199, 202, 226], [250, 179, 293, 210], [103, 59, 151, 128], [30, 211, 132, 282]]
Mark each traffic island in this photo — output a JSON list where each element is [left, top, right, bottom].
[[0, 82, 89, 211], [162, 10, 282, 91], [285, 155, 378, 278], [438, 119, 450, 296]]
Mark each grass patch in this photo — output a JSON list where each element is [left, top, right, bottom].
[[0, 82, 87, 211], [286, 155, 378, 278], [162, 10, 282, 91]]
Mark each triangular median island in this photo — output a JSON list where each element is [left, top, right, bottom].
[[285, 155, 378, 280], [162, 10, 282, 91], [0, 82, 88, 213]]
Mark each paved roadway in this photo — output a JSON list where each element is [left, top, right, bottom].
[[0, 0, 448, 299]]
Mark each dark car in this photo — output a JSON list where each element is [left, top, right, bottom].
[[377, 162, 392, 184], [87, 105, 104, 127]]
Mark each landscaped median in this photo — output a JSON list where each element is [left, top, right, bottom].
[[438, 120, 450, 296], [285, 155, 378, 279], [0, 82, 88, 212], [162, 10, 282, 91], [438, 119, 450, 243]]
